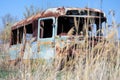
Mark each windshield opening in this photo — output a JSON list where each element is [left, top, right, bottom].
[[57, 16, 106, 37]]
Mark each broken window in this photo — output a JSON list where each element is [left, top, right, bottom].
[[11, 29, 17, 45], [57, 16, 84, 36], [39, 19, 53, 38], [66, 10, 80, 15], [66, 10, 104, 17], [57, 16, 106, 36], [11, 27, 24, 45], [18, 27, 23, 43], [25, 24, 33, 41], [57, 17, 73, 35], [11, 23, 33, 45]]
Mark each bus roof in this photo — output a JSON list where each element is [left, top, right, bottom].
[[11, 7, 106, 30]]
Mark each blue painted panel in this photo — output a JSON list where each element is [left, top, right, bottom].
[[22, 38, 55, 60], [9, 44, 21, 60], [37, 38, 55, 59]]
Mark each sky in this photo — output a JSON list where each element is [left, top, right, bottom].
[[0, 0, 120, 28]]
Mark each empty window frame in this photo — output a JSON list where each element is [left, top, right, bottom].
[[11, 23, 33, 45], [39, 19, 53, 38], [25, 23, 33, 41]]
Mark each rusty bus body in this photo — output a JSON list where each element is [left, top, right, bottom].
[[9, 7, 106, 61]]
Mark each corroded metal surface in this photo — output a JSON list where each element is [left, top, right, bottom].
[[12, 7, 105, 30], [9, 7, 107, 62]]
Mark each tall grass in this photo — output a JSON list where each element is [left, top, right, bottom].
[[0, 28, 120, 80]]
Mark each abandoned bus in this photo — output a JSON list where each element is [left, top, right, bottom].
[[9, 7, 106, 60]]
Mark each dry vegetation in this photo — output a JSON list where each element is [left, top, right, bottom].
[[0, 27, 120, 80]]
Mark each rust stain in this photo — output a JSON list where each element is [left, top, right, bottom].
[[12, 7, 106, 30], [38, 41, 52, 45]]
